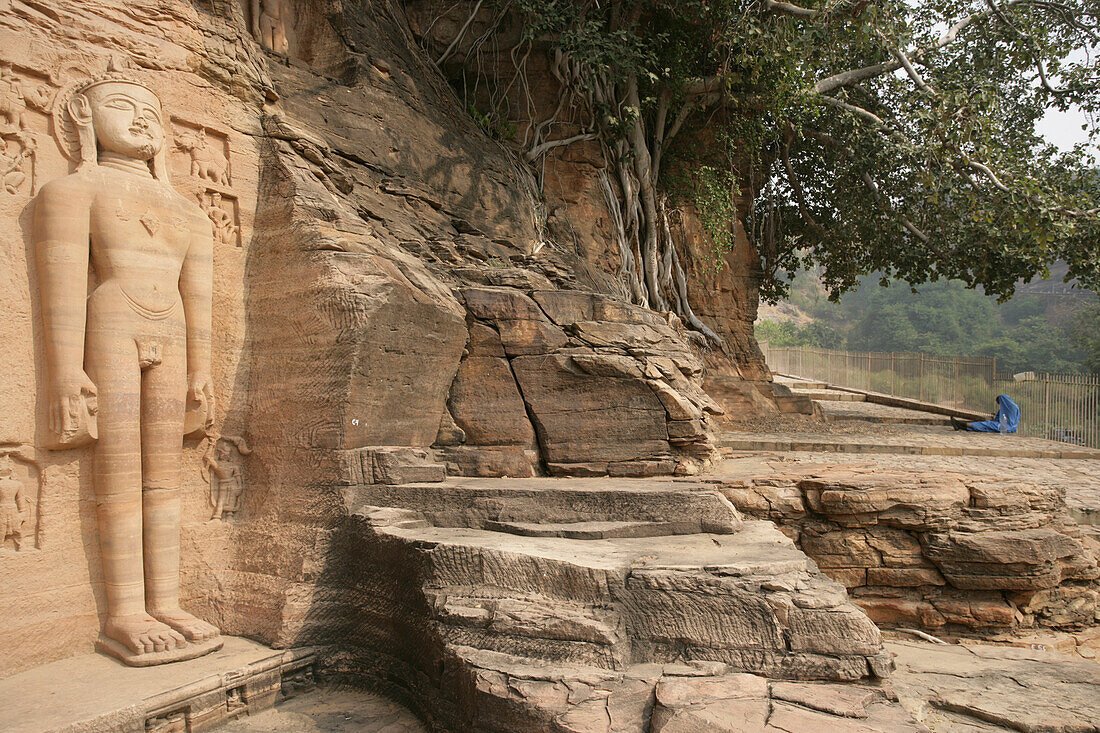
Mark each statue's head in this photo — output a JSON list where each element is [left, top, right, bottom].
[[0, 456, 13, 477], [54, 58, 170, 179], [211, 192, 222, 205], [73, 81, 163, 161]]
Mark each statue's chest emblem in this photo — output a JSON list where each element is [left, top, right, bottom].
[[140, 212, 160, 236], [115, 202, 161, 236]]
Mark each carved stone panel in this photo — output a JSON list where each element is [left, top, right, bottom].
[[0, 62, 51, 202], [169, 119, 244, 248], [171, 119, 232, 188], [0, 448, 39, 551]]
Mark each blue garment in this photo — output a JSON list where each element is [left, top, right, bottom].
[[967, 394, 1020, 433]]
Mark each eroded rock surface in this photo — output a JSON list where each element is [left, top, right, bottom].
[[442, 286, 724, 478], [716, 461, 1099, 633], [888, 640, 1100, 732], [304, 475, 920, 731]]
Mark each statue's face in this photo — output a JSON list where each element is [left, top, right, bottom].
[[84, 82, 164, 161]]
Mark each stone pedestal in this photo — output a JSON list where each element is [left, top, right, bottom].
[[0, 637, 315, 733]]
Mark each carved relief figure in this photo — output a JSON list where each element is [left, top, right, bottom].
[[0, 65, 47, 196], [251, 0, 291, 55], [203, 435, 251, 520], [200, 191, 239, 246], [0, 457, 28, 551], [1, 134, 27, 194], [34, 59, 220, 665], [0, 63, 50, 133], [174, 127, 230, 186]]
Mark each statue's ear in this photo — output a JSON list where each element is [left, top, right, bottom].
[[67, 93, 91, 125], [68, 93, 97, 170]]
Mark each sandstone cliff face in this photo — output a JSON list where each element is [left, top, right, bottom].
[[0, 0, 735, 678], [403, 1, 771, 384]]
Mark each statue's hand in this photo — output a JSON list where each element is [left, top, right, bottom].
[[185, 372, 215, 436], [49, 371, 98, 447]]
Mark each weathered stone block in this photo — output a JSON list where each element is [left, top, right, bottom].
[[866, 567, 945, 587], [441, 446, 537, 478], [447, 356, 537, 447], [511, 354, 670, 463], [462, 287, 569, 356], [366, 448, 446, 485]]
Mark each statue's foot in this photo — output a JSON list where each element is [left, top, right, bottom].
[[104, 613, 187, 655], [150, 607, 220, 643]]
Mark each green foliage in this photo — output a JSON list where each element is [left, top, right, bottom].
[[755, 319, 844, 348], [768, 274, 1094, 373], [466, 99, 517, 142], [1071, 300, 1100, 373], [668, 163, 740, 271], [503, 0, 1100, 303]]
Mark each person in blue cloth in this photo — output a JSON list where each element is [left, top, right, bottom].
[[951, 394, 1020, 432]]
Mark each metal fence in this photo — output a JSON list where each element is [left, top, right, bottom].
[[760, 344, 1100, 448]]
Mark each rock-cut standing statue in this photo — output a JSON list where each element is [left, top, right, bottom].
[[34, 60, 221, 665], [251, 0, 290, 55]]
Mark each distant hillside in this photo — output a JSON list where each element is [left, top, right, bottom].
[[756, 269, 1097, 374]]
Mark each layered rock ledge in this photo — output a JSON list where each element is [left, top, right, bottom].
[[715, 459, 1100, 633]]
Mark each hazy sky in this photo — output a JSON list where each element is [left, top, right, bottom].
[[1035, 47, 1096, 156], [1037, 106, 1095, 154]]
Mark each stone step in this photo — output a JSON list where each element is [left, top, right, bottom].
[[775, 378, 828, 390], [821, 409, 952, 426], [717, 433, 1100, 459], [484, 519, 688, 539], [357, 506, 890, 682], [451, 648, 924, 733], [351, 477, 744, 535], [790, 389, 867, 402]]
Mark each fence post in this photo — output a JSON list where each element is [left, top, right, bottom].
[[954, 356, 959, 408], [891, 353, 896, 395], [919, 353, 925, 402], [1044, 373, 1051, 438]]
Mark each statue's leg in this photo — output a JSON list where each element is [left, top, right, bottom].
[[141, 328, 220, 643], [86, 309, 186, 655], [273, 23, 288, 55]]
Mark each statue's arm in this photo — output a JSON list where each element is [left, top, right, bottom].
[[180, 211, 215, 423], [250, 0, 262, 36], [33, 178, 95, 444]]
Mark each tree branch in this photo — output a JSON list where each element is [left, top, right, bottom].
[[814, 0, 1040, 94], [859, 170, 932, 244], [963, 158, 1100, 217], [875, 28, 936, 95], [437, 0, 485, 66], [524, 132, 598, 161], [761, 0, 820, 18]]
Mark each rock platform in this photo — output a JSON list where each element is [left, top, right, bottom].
[[348, 477, 891, 682], [0, 637, 316, 733], [888, 638, 1100, 732], [297, 475, 925, 730]]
